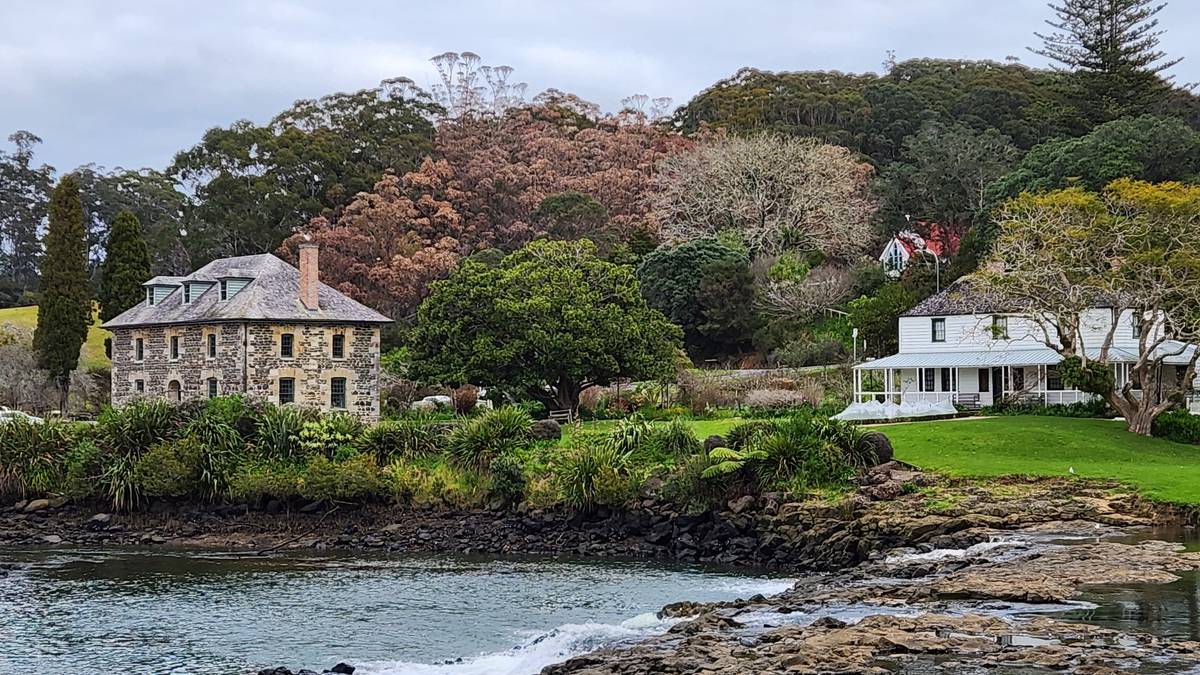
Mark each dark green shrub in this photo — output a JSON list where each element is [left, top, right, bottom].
[[299, 454, 385, 502], [0, 419, 76, 500], [725, 420, 777, 450], [488, 454, 526, 504], [96, 399, 181, 457], [359, 419, 445, 460], [62, 436, 102, 499], [184, 409, 247, 498], [1152, 409, 1200, 445], [255, 405, 310, 461], [648, 419, 702, 457], [447, 407, 533, 469], [94, 400, 183, 510], [134, 438, 203, 498], [556, 443, 631, 511], [987, 398, 1114, 418], [229, 460, 302, 501]]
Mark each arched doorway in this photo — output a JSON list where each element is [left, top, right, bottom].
[[167, 380, 181, 403]]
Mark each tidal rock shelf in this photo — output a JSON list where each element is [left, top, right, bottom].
[[542, 533, 1200, 674]]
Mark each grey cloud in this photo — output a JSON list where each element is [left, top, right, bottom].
[[2, 0, 1197, 172]]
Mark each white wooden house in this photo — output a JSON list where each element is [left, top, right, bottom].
[[853, 279, 1200, 411]]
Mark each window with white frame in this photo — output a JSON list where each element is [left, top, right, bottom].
[[931, 318, 946, 343]]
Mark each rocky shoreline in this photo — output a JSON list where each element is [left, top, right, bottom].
[[6, 469, 1198, 674], [2, 466, 1188, 571], [542, 531, 1200, 674]]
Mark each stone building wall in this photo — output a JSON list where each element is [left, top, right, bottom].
[[110, 321, 382, 421], [110, 323, 246, 407], [243, 322, 381, 420]]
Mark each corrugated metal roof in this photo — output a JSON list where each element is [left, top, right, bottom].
[[854, 344, 1184, 370], [855, 349, 1065, 370]]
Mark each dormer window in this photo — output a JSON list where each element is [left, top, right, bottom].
[[145, 283, 178, 305], [183, 285, 192, 304], [219, 277, 251, 301]]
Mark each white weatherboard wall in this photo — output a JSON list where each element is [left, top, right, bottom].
[[899, 309, 1157, 356]]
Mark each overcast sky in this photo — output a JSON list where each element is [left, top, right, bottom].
[[3, 0, 1199, 173]]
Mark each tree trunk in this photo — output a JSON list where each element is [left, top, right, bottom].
[[1107, 390, 1157, 436]]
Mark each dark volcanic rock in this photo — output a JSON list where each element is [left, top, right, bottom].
[[531, 419, 563, 441], [859, 431, 894, 465]]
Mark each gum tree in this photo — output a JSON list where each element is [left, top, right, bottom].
[[982, 179, 1200, 435]]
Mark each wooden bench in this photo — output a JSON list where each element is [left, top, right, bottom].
[[953, 393, 982, 411], [548, 409, 574, 424]]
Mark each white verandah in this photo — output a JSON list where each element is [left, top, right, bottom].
[[853, 348, 1200, 412]]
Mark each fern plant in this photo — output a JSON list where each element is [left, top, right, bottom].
[[700, 447, 766, 480]]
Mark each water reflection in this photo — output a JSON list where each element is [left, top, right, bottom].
[[0, 549, 792, 674]]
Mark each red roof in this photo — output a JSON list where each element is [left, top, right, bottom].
[[896, 222, 960, 259]]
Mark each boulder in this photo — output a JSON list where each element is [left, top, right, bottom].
[[859, 431, 894, 465], [703, 435, 727, 452], [23, 498, 51, 513], [531, 419, 562, 441], [41, 534, 63, 544], [86, 513, 113, 530], [328, 664, 356, 675]]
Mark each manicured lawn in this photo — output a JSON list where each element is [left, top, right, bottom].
[[0, 305, 111, 370], [885, 416, 1200, 504]]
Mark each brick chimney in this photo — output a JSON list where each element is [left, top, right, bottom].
[[299, 243, 319, 310]]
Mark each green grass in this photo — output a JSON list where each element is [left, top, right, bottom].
[[886, 416, 1200, 504], [0, 305, 111, 370]]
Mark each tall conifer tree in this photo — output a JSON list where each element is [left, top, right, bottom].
[[33, 174, 91, 413], [98, 211, 152, 323], [1032, 0, 1182, 118]]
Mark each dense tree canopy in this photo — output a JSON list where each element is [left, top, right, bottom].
[[637, 239, 754, 357], [171, 80, 441, 264], [875, 121, 1019, 239], [409, 240, 682, 411], [74, 166, 188, 277], [0, 132, 54, 300], [988, 115, 1200, 199]]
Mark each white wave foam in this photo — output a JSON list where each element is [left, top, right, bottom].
[[885, 540, 1015, 565], [357, 613, 684, 675], [710, 578, 796, 597]]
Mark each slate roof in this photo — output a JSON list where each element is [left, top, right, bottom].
[[903, 276, 1121, 317], [902, 277, 1031, 317], [103, 253, 391, 328]]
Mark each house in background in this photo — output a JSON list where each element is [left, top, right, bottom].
[[879, 224, 960, 278], [103, 245, 392, 421], [852, 278, 1200, 412]]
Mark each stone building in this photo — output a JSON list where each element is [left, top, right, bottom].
[[103, 245, 392, 420]]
